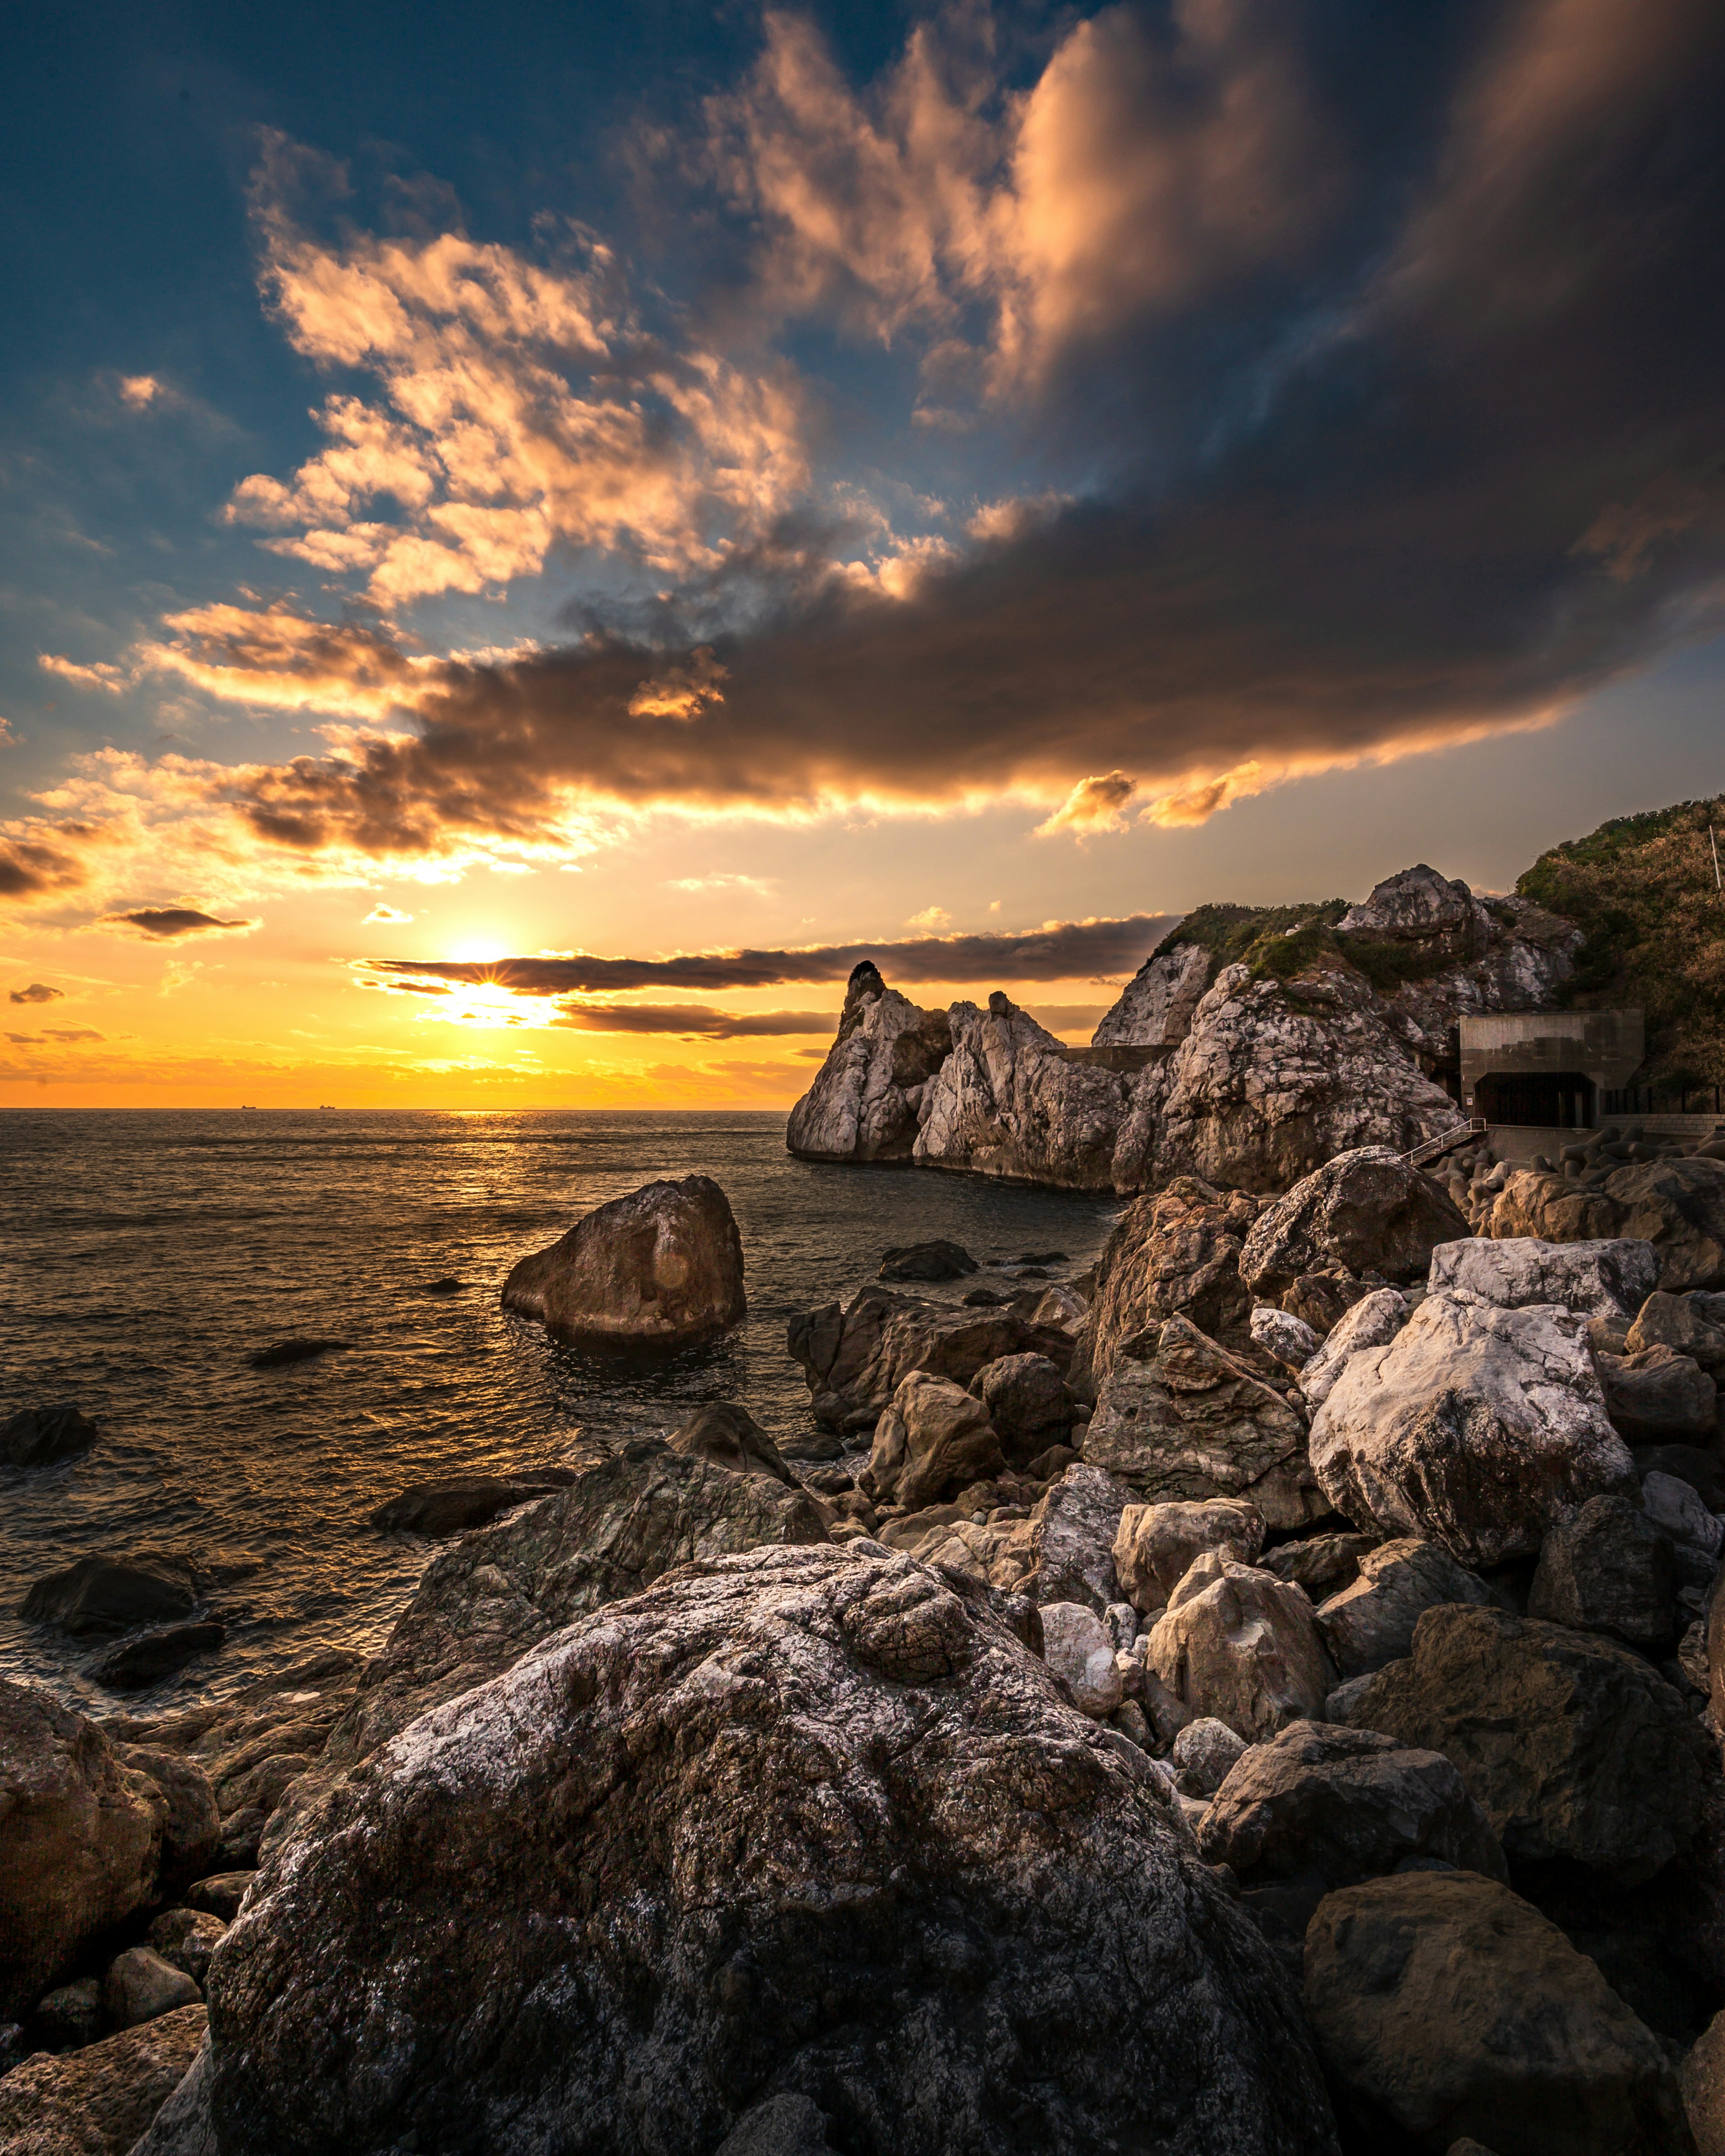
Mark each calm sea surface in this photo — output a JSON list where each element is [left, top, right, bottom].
[[0, 1109, 1120, 1713]]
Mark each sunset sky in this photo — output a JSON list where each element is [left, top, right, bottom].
[[4, 0, 1722, 1108]]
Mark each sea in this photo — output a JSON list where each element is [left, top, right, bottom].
[[0, 1109, 1121, 1714]]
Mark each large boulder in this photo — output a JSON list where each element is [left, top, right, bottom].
[[1629, 1290, 1725, 1373], [1304, 1871, 1689, 2156], [1296, 1288, 1408, 1409], [0, 1682, 178, 2019], [668, 1402, 795, 1485], [263, 1440, 830, 1848], [786, 962, 951, 1164], [1084, 1314, 1322, 1530], [912, 993, 1131, 1189], [1025, 1464, 1136, 1612], [1145, 1552, 1333, 1741], [1308, 1294, 1637, 1565], [1112, 1498, 1265, 1616], [1092, 942, 1211, 1048], [1240, 1148, 1469, 1300], [1489, 1157, 1725, 1293], [193, 1547, 1339, 2155], [1038, 1600, 1124, 1716], [1427, 1235, 1659, 1318], [1527, 1493, 1678, 1645], [1314, 1537, 1493, 1678], [367, 1471, 575, 1536], [1066, 1177, 1257, 1399], [21, 1554, 199, 1637], [0, 2003, 207, 2156], [1, 1403, 99, 1467], [1597, 1345, 1718, 1443], [788, 1287, 1040, 1435], [1198, 1720, 1506, 1888], [501, 1175, 745, 1346], [866, 1373, 1004, 1511], [966, 1353, 1072, 1462], [1331, 1604, 1711, 1882]]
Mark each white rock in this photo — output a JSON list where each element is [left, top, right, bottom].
[[1641, 1471, 1725, 1557], [1426, 1237, 1660, 1320], [1298, 1289, 1410, 1409], [913, 994, 1130, 1190], [786, 962, 950, 1163], [1309, 1294, 1638, 1565], [1039, 1602, 1124, 1717], [1251, 1306, 1323, 1372], [1146, 1552, 1333, 1741], [1092, 944, 1211, 1049]]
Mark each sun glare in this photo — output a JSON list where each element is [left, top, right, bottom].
[[451, 938, 509, 963]]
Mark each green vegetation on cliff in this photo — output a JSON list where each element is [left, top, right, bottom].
[[1517, 795, 1725, 1087], [1154, 898, 1476, 998]]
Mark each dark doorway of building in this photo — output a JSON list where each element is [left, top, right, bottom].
[[1473, 1071, 1595, 1127]]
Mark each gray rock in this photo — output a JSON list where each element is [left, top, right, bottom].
[[1488, 1155, 1725, 1294], [104, 1947, 200, 2030], [21, 1554, 199, 1638], [867, 1372, 1003, 1511], [1112, 1498, 1265, 1615], [1296, 1288, 1409, 1409], [1240, 1147, 1468, 1300], [1427, 1234, 1660, 1318], [367, 1471, 576, 1534], [0, 1403, 98, 1467], [1643, 1470, 1725, 1555], [1200, 1719, 1506, 1888], [1084, 1315, 1322, 1531], [1315, 1538, 1494, 1678], [200, 1546, 1339, 2155], [1599, 1346, 1718, 1443], [1067, 1178, 1258, 1400], [1027, 1464, 1135, 1612], [1528, 1494, 1678, 1645], [1336, 864, 1480, 942], [1039, 1600, 1124, 1716], [789, 1286, 1039, 1435], [1172, 1717, 1249, 1795], [1309, 1294, 1637, 1565], [1249, 1306, 1322, 1372], [717, 2092, 838, 2155], [786, 962, 951, 1163], [1146, 1553, 1334, 1742], [501, 1174, 746, 1347], [126, 2032, 215, 2156], [667, 1402, 795, 1484], [0, 2006, 207, 2156], [967, 1353, 1072, 1462], [1092, 943, 1211, 1049], [1259, 1534, 1377, 1601], [1305, 1871, 1688, 2156], [1331, 1604, 1711, 1882], [878, 1239, 976, 1282]]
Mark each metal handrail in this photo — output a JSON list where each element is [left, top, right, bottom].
[[1401, 1117, 1484, 1169]]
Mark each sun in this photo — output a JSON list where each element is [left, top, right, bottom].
[[451, 938, 509, 963]]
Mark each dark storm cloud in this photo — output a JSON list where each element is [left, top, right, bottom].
[[361, 913, 1178, 998], [101, 908, 258, 938], [131, 0, 1725, 864]]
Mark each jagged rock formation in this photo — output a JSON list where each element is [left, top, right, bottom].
[[786, 961, 951, 1162], [1091, 944, 1209, 1047], [913, 994, 1131, 1188]]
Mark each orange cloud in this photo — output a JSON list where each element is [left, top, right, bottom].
[[40, 654, 129, 694]]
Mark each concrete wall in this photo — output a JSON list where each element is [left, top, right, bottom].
[[1460, 1007, 1644, 1116]]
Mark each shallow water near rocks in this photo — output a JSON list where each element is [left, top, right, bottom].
[[0, 1109, 1119, 1714]]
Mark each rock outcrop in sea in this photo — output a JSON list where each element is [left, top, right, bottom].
[[502, 1173, 747, 1346]]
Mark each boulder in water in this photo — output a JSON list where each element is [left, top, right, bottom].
[[247, 1338, 346, 1370], [195, 1545, 1339, 2155], [89, 1622, 226, 1691], [502, 1174, 745, 1347], [21, 1553, 199, 1637], [877, 1238, 976, 1281], [0, 1403, 98, 1467], [368, 1470, 577, 1535]]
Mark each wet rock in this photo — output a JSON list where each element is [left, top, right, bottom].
[[1528, 1493, 1678, 1645], [1598, 1345, 1718, 1443], [0, 1404, 98, 1467], [146, 1910, 226, 1990], [1067, 1178, 1258, 1400], [247, 1338, 346, 1370], [1146, 1552, 1334, 1742], [1489, 1156, 1725, 1293], [786, 962, 951, 1163], [788, 1286, 1036, 1434], [502, 1174, 746, 1347], [1260, 1533, 1377, 1600], [1427, 1235, 1659, 1318], [668, 1402, 795, 1485], [1240, 1147, 1468, 1301], [1039, 1600, 1124, 1716], [1250, 1306, 1322, 1372], [1309, 1295, 1637, 1565], [966, 1352, 1072, 1463], [1112, 1498, 1265, 1615], [1296, 1287, 1409, 1410], [199, 1545, 1339, 2156], [1084, 1314, 1322, 1530], [1200, 1721, 1506, 1888], [422, 1276, 463, 1294], [1092, 942, 1211, 1048], [0, 2005, 206, 2156], [21, 1555, 199, 1638], [867, 1372, 1004, 1511], [1630, 1290, 1725, 1373], [87, 1624, 225, 1692], [913, 992, 1132, 1189], [368, 1471, 577, 1535], [878, 1239, 976, 1281], [0, 1683, 172, 2019], [1305, 1871, 1688, 2156], [1314, 1539, 1494, 1679], [1331, 1604, 1710, 1882], [1026, 1463, 1135, 1612], [1172, 1717, 1249, 1795], [104, 1947, 200, 2030]]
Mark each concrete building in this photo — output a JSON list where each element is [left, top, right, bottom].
[[1459, 1009, 1643, 1127]]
